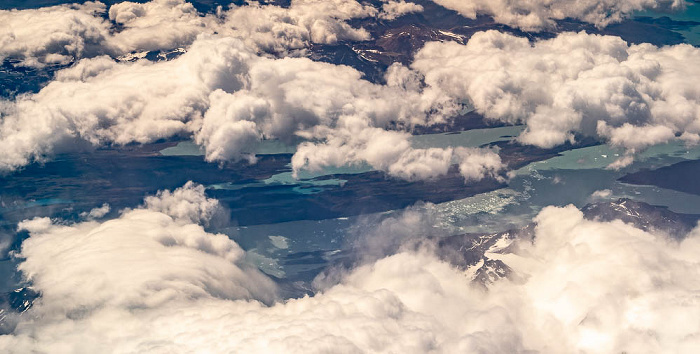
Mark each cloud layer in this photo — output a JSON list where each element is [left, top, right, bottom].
[[431, 0, 684, 31], [0, 30, 500, 181], [0, 0, 215, 67], [2, 186, 700, 353], [0, 0, 503, 182], [3, 2, 700, 353], [412, 30, 700, 167], [4, 0, 699, 176], [0, 0, 420, 67]]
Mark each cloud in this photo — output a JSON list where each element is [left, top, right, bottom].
[[195, 56, 425, 160], [191, 46, 472, 180], [106, 0, 216, 54], [219, 0, 377, 56], [590, 189, 613, 199], [195, 56, 495, 181], [291, 120, 503, 181], [0, 2, 111, 67], [7, 184, 276, 339], [0, 0, 222, 67], [379, 0, 424, 21], [1, 31, 502, 182], [0, 0, 385, 67], [79, 203, 111, 220], [5, 1, 699, 177], [2, 188, 700, 352], [430, 0, 684, 31], [0, 0, 507, 183], [143, 181, 221, 224], [412, 30, 700, 167], [0, 36, 252, 170]]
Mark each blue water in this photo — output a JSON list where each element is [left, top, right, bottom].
[[166, 126, 525, 195], [635, 2, 700, 45], [3, 126, 700, 284]]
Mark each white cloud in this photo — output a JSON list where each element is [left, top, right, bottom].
[[0, 36, 252, 170], [79, 203, 111, 219], [379, 0, 424, 21], [590, 189, 612, 199], [0, 0, 383, 67], [195, 56, 427, 161], [143, 181, 221, 224], [3, 184, 277, 351], [0, 2, 111, 67], [0, 1, 507, 182], [1, 31, 503, 181], [3, 192, 700, 353], [106, 0, 216, 54], [597, 121, 676, 151], [0, 0, 222, 67], [412, 30, 700, 166], [431, 0, 684, 31], [455, 146, 505, 182], [219, 0, 376, 55], [196, 53, 476, 180], [290, 117, 503, 181], [6, 2, 699, 178]]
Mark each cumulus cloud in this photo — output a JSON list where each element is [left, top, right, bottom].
[[431, 0, 684, 31], [0, 0, 220, 67], [0, 31, 502, 182], [0, 2, 111, 67], [143, 181, 221, 224], [2, 189, 700, 352], [13, 182, 277, 308], [590, 189, 613, 200], [106, 0, 215, 54], [219, 0, 377, 55], [79, 203, 110, 220], [291, 119, 503, 181], [0, 0, 509, 182], [195, 55, 425, 160], [412, 30, 700, 167], [0, 36, 252, 170], [8, 1, 700, 178], [379, 0, 424, 21], [0, 0, 387, 67], [200, 58, 498, 181]]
